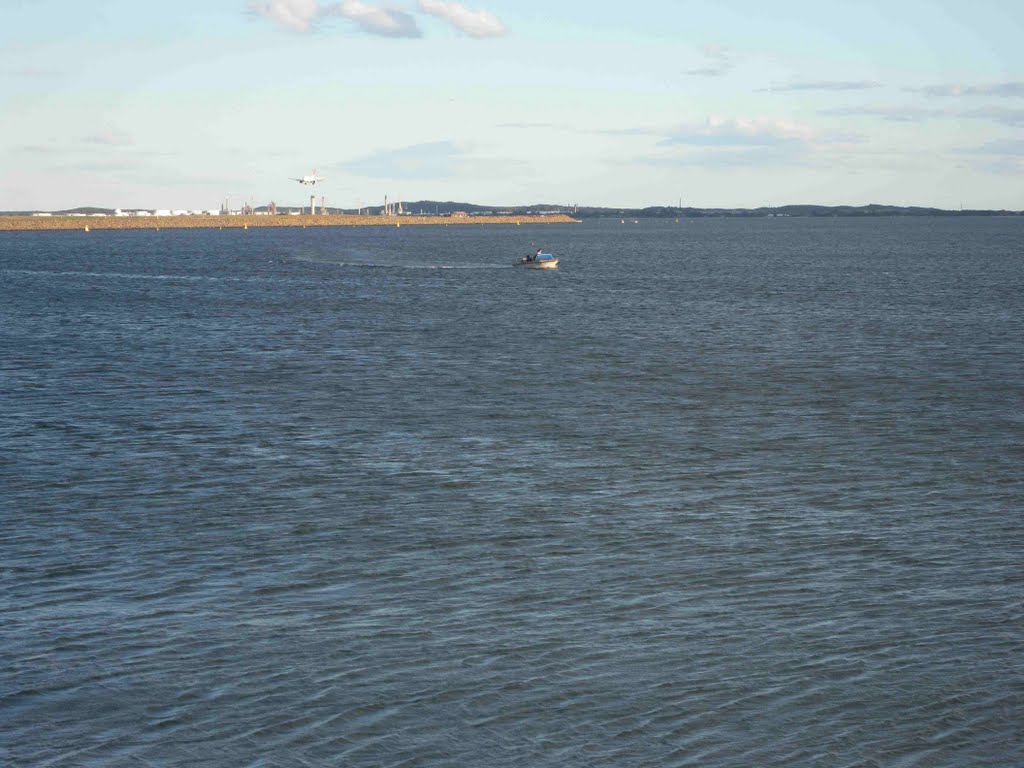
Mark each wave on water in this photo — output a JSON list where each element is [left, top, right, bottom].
[[6, 218, 1019, 768]]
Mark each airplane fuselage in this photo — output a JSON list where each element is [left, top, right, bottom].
[[292, 170, 324, 185]]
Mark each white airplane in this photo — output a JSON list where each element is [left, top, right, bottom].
[[292, 169, 324, 185]]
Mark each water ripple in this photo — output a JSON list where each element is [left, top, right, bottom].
[[2, 219, 1022, 767]]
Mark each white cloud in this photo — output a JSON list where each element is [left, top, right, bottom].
[[661, 116, 819, 146], [249, 0, 421, 36], [330, 1, 420, 37], [248, 0, 321, 32], [416, 0, 507, 38], [632, 115, 865, 170]]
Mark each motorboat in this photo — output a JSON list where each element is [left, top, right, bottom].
[[515, 252, 558, 269]]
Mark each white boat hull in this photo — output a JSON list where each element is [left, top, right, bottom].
[[516, 258, 558, 269]]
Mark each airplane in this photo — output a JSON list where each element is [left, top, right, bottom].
[[291, 170, 324, 186]]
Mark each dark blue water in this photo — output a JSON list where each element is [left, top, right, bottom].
[[2, 218, 1022, 767]]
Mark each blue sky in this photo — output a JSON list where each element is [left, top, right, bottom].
[[2, 0, 1023, 210]]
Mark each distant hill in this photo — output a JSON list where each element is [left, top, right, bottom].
[[569, 203, 1022, 218], [58, 206, 116, 215]]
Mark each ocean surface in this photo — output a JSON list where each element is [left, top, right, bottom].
[[2, 217, 1022, 767]]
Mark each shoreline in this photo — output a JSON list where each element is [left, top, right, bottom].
[[0, 213, 580, 232]]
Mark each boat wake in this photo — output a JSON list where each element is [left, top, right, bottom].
[[346, 263, 509, 270], [301, 259, 512, 270], [2, 268, 284, 284]]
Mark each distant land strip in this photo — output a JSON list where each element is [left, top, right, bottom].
[[0, 213, 580, 232], [3, 201, 1022, 227]]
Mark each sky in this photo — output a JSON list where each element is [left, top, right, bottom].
[[2, 0, 1023, 210]]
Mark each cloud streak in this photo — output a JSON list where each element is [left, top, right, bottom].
[[417, 0, 507, 38], [634, 145, 804, 169], [955, 139, 1024, 175], [907, 82, 1024, 98], [685, 43, 733, 77], [822, 104, 1024, 127], [498, 122, 568, 130], [958, 139, 1024, 156], [595, 126, 661, 137], [340, 140, 464, 178], [962, 107, 1024, 127], [8, 68, 60, 78], [821, 105, 946, 122], [82, 129, 134, 147], [766, 80, 882, 92]]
